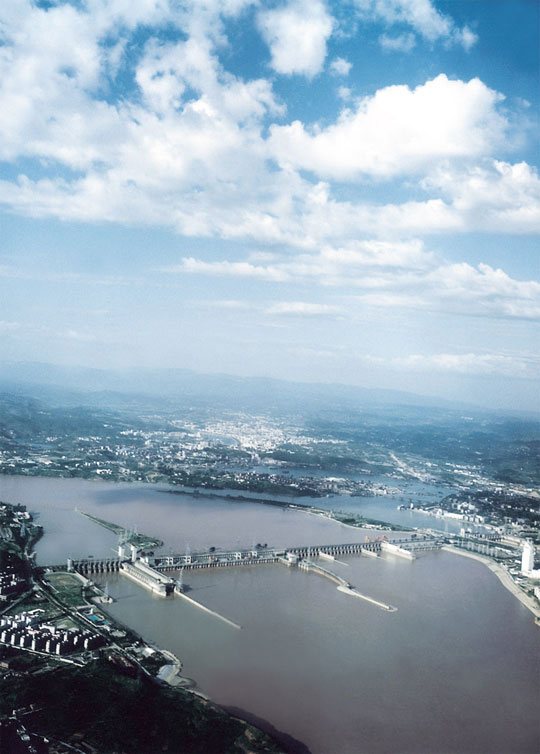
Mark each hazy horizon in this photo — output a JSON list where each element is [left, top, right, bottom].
[[1, 1, 539, 411], [2, 359, 540, 416]]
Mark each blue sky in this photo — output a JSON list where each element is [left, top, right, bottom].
[[0, 0, 539, 410]]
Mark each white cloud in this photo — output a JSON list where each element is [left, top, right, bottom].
[[379, 33, 416, 52], [425, 262, 540, 320], [379, 352, 535, 378], [423, 160, 540, 234], [206, 299, 253, 310], [0, 0, 281, 176], [269, 75, 506, 179], [0, 0, 536, 409], [1, 154, 537, 248], [257, 0, 334, 77], [65, 329, 98, 342], [337, 86, 352, 100], [354, 0, 477, 50], [292, 159, 540, 238], [0, 3, 535, 266], [266, 301, 342, 316], [452, 25, 478, 52], [175, 239, 434, 281], [330, 57, 352, 76], [170, 249, 540, 322], [0, 321, 20, 334], [168, 257, 291, 281]]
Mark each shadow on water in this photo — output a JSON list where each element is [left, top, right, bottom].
[[224, 706, 313, 754]]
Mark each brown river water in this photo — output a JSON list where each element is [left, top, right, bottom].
[[1, 475, 539, 754]]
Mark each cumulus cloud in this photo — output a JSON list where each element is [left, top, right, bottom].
[[269, 75, 507, 179], [309, 159, 540, 237], [330, 57, 352, 76], [423, 160, 540, 234], [453, 25, 478, 52], [0, 2, 535, 276], [257, 0, 334, 77], [1, 155, 538, 246], [354, 0, 477, 50], [337, 86, 352, 100]]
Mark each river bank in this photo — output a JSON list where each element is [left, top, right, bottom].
[[442, 545, 540, 621], [168, 488, 413, 533], [0, 494, 290, 754], [2, 474, 539, 754]]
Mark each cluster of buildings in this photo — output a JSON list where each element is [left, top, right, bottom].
[[0, 503, 31, 542], [0, 569, 26, 601], [0, 611, 105, 656], [437, 508, 486, 524]]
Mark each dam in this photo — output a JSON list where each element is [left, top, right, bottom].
[[52, 536, 443, 605], [57, 536, 442, 576]]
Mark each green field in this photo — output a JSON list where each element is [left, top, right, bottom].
[[43, 571, 87, 608]]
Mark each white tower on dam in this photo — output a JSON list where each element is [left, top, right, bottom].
[[521, 541, 535, 574]]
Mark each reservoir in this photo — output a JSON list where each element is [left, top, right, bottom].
[[1, 475, 539, 754]]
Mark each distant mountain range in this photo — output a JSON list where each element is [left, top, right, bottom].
[[0, 361, 532, 418], [0, 362, 539, 418]]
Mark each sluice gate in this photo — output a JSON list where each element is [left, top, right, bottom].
[[157, 556, 281, 572], [70, 558, 122, 574], [286, 542, 381, 558], [148, 536, 442, 572]]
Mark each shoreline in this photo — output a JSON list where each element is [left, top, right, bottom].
[[18, 513, 293, 753], [442, 545, 540, 621], [302, 506, 412, 533], [4, 470, 419, 538]]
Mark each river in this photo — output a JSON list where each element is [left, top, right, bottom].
[[1, 475, 539, 754]]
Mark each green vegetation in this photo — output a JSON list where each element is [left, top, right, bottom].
[[0, 658, 284, 754], [0, 645, 45, 673], [42, 571, 87, 609], [0, 502, 41, 604], [331, 510, 413, 531], [8, 591, 52, 615], [0, 541, 25, 572]]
